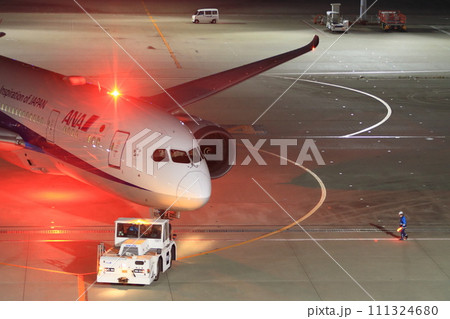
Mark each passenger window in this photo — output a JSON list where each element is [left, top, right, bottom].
[[198, 11, 204, 15], [206, 11, 212, 15], [153, 149, 168, 162], [170, 149, 191, 164]]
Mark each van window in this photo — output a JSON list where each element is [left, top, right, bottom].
[[206, 11, 212, 15]]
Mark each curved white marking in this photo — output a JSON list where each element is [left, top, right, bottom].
[[271, 75, 393, 137], [297, 78, 392, 137]]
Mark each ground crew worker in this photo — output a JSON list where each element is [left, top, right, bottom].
[[399, 211, 408, 240]]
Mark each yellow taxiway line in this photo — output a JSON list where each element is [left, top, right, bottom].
[[141, 1, 182, 69]]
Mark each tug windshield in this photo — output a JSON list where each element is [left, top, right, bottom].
[[140, 224, 162, 239], [116, 223, 162, 239]]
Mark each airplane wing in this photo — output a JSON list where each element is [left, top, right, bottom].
[[0, 127, 25, 151], [142, 35, 319, 113]]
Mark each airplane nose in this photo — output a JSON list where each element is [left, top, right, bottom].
[[176, 171, 211, 209]]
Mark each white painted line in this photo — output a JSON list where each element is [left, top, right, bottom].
[[431, 26, 450, 36], [262, 238, 450, 241], [272, 76, 393, 137], [271, 70, 450, 76], [279, 135, 446, 140], [177, 238, 450, 242]]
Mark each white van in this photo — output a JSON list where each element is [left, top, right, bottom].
[[192, 8, 219, 24]]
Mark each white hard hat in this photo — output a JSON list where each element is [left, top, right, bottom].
[[398, 211, 403, 215]]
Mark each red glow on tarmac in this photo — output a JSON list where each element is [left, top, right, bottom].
[[0, 158, 148, 226], [32, 190, 84, 202]]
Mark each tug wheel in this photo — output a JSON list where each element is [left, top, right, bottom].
[[154, 258, 162, 281]]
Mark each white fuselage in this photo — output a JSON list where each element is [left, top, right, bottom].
[[0, 56, 211, 210], [0, 36, 319, 212]]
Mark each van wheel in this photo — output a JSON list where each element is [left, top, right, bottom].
[[194, 19, 199, 24], [211, 19, 216, 24]]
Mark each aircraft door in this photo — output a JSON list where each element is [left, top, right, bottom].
[[108, 130, 129, 169], [46, 110, 60, 143]]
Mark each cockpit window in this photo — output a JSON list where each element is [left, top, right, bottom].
[[189, 147, 202, 164], [152, 149, 168, 162], [170, 149, 191, 164], [153, 148, 203, 165]]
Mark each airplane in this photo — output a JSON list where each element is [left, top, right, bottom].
[[0, 35, 319, 214]]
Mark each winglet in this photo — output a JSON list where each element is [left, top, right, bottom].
[[143, 35, 319, 112]]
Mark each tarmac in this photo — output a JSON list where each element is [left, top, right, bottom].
[[0, 0, 449, 302]]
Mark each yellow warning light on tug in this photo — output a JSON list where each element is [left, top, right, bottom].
[[132, 219, 152, 225]]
